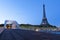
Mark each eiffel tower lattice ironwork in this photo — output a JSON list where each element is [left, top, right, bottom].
[[40, 4, 50, 27]]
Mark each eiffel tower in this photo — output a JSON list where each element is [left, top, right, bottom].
[[40, 4, 53, 27]]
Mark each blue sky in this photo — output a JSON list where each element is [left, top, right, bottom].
[[0, 0, 60, 27]]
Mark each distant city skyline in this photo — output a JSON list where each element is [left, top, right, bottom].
[[0, 0, 60, 27]]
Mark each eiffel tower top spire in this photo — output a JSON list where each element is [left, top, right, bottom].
[[43, 4, 46, 18]]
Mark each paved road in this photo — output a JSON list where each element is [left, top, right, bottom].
[[0, 29, 60, 40], [0, 27, 4, 33]]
